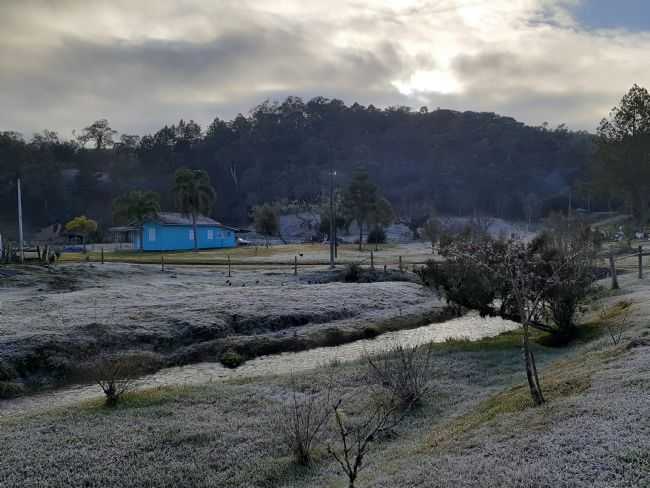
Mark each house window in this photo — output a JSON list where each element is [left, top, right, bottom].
[[207, 229, 214, 240], [189, 229, 195, 241], [148, 228, 156, 241]]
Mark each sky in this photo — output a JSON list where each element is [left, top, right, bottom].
[[1, 0, 650, 138]]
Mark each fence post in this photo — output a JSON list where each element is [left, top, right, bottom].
[[228, 255, 232, 278], [161, 254, 165, 273], [609, 252, 619, 290], [639, 245, 643, 279], [294, 256, 298, 276], [370, 250, 374, 270], [101, 247, 104, 265]]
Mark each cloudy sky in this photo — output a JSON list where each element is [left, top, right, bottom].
[[1, 0, 649, 138]]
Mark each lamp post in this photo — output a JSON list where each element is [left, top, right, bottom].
[[329, 169, 337, 269], [17, 178, 24, 264]]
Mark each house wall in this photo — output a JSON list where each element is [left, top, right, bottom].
[[134, 222, 236, 251]]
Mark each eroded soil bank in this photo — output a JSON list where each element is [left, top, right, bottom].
[[0, 263, 445, 393]]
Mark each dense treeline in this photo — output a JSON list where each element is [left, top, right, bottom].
[[0, 96, 595, 236]]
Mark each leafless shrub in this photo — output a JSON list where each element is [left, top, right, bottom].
[[600, 302, 633, 346], [365, 342, 434, 409], [86, 352, 160, 406], [272, 377, 333, 466], [327, 396, 403, 488]]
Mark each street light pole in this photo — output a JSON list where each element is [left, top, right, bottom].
[[17, 178, 24, 264], [329, 169, 336, 269]]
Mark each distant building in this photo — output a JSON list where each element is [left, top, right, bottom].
[[120, 212, 237, 251]]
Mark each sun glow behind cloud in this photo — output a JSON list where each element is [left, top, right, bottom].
[[0, 0, 649, 135], [393, 68, 462, 95]]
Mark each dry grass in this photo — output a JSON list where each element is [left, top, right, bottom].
[[427, 345, 623, 451]]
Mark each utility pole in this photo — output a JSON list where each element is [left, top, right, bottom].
[[17, 178, 24, 264], [329, 169, 336, 269]]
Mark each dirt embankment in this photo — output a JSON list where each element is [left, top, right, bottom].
[[0, 263, 446, 395]]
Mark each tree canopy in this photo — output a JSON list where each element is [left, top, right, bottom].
[[592, 84, 650, 223], [0, 97, 597, 238], [174, 168, 216, 250]]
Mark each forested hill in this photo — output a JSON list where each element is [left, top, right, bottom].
[[0, 97, 595, 235]]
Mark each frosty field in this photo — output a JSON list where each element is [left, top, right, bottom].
[[0, 272, 648, 487], [0, 259, 445, 390]]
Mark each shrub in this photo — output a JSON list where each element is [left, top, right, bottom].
[[363, 326, 380, 339], [343, 263, 362, 282], [600, 301, 633, 346], [272, 378, 332, 466], [367, 226, 386, 244], [533, 231, 597, 336], [0, 381, 25, 399], [220, 349, 245, 368], [0, 361, 16, 382], [365, 342, 434, 409], [323, 328, 346, 347], [86, 352, 160, 406]]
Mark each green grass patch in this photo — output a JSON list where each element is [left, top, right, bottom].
[[79, 385, 193, 412], [427, 346, 622, 451], [435, 328, 549, 352]]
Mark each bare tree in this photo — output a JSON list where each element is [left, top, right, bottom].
[[328, 397, 402, 488], [502, 245, 548, 405]]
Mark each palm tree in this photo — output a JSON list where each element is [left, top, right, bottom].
[[173, 168, 216, 251], [112, 190, 161, 251]]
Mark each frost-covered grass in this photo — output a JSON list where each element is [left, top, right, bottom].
[[1, 270, 649, 487], [0, 262, 443, 388], [1, 274, 649, 487]]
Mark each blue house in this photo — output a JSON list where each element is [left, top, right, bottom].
[[132, 212, 237, 251]]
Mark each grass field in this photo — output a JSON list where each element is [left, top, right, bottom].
[[59, 242, 436, 266], [1, 274, 648, 487]]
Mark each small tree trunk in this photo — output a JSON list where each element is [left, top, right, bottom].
[[192, 213, 198, 252]]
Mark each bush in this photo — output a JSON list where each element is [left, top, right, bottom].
[[85, 352, 160, 406], [343, 263, 362, 282], [363, 326, 380, 339], [0, 361, 16, 382], [220, 349, 245, 368], [0, 381, 25, 399], [367, 226, 386, 244], [365, 342, 434, 409], [272, 378, 332, 466], [323, 328, 347, 347]]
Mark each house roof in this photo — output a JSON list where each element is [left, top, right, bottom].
[[143, 212, 239, 231]]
